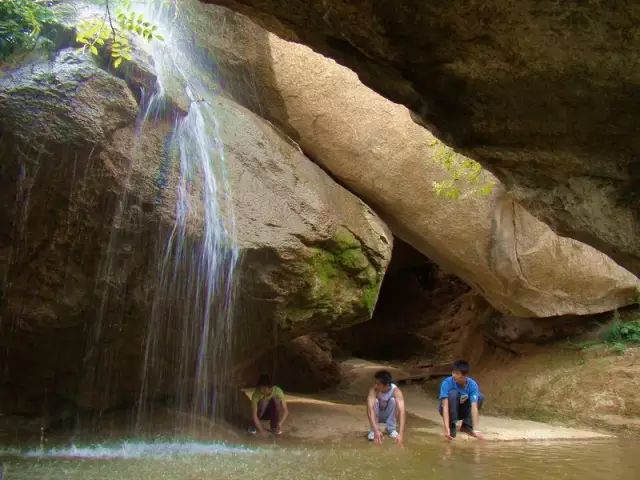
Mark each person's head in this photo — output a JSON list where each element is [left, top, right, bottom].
[[256, 373, 273, 395], [373, 370, 393, 393], [451, 360, 470, 385]]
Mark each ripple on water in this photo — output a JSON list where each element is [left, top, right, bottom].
[[0, 440, 257, 460], [1, 438, 640, 480]]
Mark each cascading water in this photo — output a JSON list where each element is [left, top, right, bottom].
[[135, 0, 240, 429], [89, 0, 240, 431]]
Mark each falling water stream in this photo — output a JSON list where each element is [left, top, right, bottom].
[[135, 0, 240, 428], [86, 0, 239, 431]]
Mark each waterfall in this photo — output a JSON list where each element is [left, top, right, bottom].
[[87, 0, 240, 431], [135, 0, 240, 429]]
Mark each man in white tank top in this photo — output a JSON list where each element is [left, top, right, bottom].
[[366, 370, 406, 445]]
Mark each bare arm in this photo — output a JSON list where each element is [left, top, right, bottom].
[[442, 398, 452, 439], [394, 389, 406, 445], [367, 388, 383, 444], [367, 388, 379, 431], [471, 402, 483, 439], [279, 398, 289, 428]]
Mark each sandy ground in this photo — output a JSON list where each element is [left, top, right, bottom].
[[256, 359, 611, 443], [476, 344, 640, 433]]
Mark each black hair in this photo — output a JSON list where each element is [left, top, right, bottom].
[[256, 373, 272, 387], [452, 360, 470, 374], [374, 370, 393, 386]]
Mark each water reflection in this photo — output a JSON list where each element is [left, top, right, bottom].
[[1, 437, 639, 480]]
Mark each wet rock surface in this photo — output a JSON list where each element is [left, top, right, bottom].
[[0, 43, 390, 416]]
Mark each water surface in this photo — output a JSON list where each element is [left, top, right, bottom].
[[1, 435, 637, 479]]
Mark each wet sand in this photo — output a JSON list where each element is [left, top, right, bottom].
[[262, 359, 611, 443]]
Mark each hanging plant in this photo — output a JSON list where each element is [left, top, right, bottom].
[[76, 0, 164, 68]]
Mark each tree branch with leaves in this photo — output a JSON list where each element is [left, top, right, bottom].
[[76, 0, 164, 68], [0, 0, 56, 61]]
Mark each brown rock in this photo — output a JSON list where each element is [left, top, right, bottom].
[[204, 0, 640, 277], [0, 45, 391, 415], [239, 334, 340, 393], [334, 241, 494, 367], [194, 20, 638, 317]]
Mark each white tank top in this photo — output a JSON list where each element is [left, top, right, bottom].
[[377, 383, 396, 410]]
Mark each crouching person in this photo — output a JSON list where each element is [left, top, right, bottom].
[[366, 370, 406, 445], [249, 374, 289, 436], [439, 360, 485, 440]]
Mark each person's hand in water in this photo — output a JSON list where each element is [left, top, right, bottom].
[[395, 434, 404, 447], [373, 430, 384, 444], [443, 426, 454, 441], [472, 430, 484, 440]]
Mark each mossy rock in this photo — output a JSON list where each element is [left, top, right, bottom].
[[331, 226, 361, 251], [277, 225, 384, 331], [356, 265, 378, 286], [362, 284, 380, 315], [337, 247, 369, 272]]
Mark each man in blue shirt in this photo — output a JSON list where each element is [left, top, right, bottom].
[[438, 359, 484, 440]]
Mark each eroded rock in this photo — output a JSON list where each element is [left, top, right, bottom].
[[0, 45, 391, 415], [239, 333, 340, 393], [177, 6, 638, 317], [204, 0, 640, 277]]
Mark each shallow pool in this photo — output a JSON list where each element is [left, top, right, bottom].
[[1, 434, 638, 480]]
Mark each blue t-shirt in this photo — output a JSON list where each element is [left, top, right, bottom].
[[439, 376, 481, 404]]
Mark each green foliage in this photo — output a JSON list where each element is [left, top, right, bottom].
[[115, 4, 164, 41], [430, 140, 495, 200], [0, 0, 56, 61], [602, 311, 640, 345], [571, 309, 640, 355], [76, 0, 163, 69]]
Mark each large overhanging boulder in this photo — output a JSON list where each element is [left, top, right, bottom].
[[0, 44, 390, 414], [185, 2, 639, 317], [204, 0, 640, 278], [255, 33, 639, 317]]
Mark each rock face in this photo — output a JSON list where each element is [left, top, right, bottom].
[[221, 94, 392, 357], [333, 241, 621, 375], [179, 5, 638, 317], [239, 333, 340, 393], [205, 0, 640, 277], [257, 33, 639, 317], [0, 43, 391, 415], [333, 241, 495, 368]]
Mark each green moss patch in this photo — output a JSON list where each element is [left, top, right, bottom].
[[305, 226, 383, 315], [279, 226, 385, 331]]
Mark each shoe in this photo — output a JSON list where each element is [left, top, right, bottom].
[[388, 430, 399, 439], [272, 428, 283, 435], [247, 426, 257, 434], [367, 430, 375, 441], [449, 425, 457, 438]]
